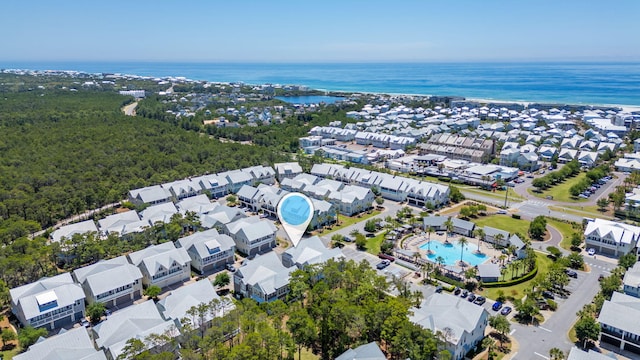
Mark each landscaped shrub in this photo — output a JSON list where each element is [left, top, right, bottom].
[[482, 266, 538, 288], [511, 214, 521, 219]]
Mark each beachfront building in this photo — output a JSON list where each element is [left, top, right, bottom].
[[584, 218, 640, 257], [176, 229, 236, 274], [410, 293, 489, 360], [73, 256, 143, 307], [10, 273, 86, 331], [127, 242, 191, 289], [233, 252, 295, 303]]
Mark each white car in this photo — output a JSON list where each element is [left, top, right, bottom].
[[587, 248, 596, 256]]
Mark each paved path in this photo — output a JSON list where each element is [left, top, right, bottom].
[[123, 101, 138, 116]]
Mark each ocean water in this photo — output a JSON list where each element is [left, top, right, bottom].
[[2, 61, 639, 106]]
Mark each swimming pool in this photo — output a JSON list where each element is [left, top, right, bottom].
[[419, 240, 488, 267]]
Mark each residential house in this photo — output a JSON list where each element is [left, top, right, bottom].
[[508, 234, 527, 259], [566, 346, 611, 360], [192, 174, 229, 198], [176, 229, 236, 274], [584, 218, 640, 257], [558, 149, 578, 163], [140, 202, 178, 225], [93, 301, 178, 360], [50, 220, 98, 243], [236, 185, 260, 211], [73, 256, 143, 307], [623, 262, 640, 298], [577, 151, 599, 168], [176, 194, 217, 215], [200, 205, 246, 230], [410, 293, 489, 360], [127, 242, 191, 288], [158, 280, 233, 328], [597, 291, 640, 355], [243, 165, 276, 185], [98, 211, 149, 238], [163, 178, 200, 200], [10, 273, 86, 331], [282, 236, 344, 268], [221, 170, 254, 193], [233, 252, 295, 303], [274, 162, 304, 180], [327, 185, 375, 216], [13, 327, 106, 360], [537, 146, 558, 161], [483, 226, 510, 247], [128, 185, 172, 205], [335, 342, 386, 360], [615, 156, 640, 172], [224, 216, 277, 257]]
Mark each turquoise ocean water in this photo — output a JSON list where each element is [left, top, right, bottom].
[[2, 62, 639, 106]]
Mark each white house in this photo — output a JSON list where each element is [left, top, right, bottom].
[[233, 252, 295, 303], [93, 300, 178, 360], [10, 273, 86, 331], [176, 229, 236, 274], [13, 327, 106, 360], [140, 202, 179, 225], [410, 293, 489, 360], [274, 162, 303, 180], [127, 242, 191, 288], [128, 185, 172, 205], [623, 262, 640, 298], [597, 291, 640, 355], [335, 342, 386, 360], [50, 220, 98, 243], [158, 280, 233, 328], [224, 216, 277, 256], [73, 256, 143, 307], [584, 218, 640, 257], [282, 236, 344, 268], [97, 211, 148, 237], [163, 178, 201, 200], [176, 194, 217, 215]]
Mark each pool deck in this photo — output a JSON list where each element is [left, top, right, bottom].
[[402, 231, 505, 270]]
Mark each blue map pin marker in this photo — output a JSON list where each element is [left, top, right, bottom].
[[277, 192, 314, 247]]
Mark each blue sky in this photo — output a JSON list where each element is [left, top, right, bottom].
[[3, 0, 640, 62]]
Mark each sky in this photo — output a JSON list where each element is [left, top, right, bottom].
[[2, 0, 640, 63]]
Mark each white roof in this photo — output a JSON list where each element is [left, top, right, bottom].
[[73, 256, 142, 297], [51, 220, 98, 243], [14, 327, 106, 360], [585, 218, 640, 245], [128, 242, 191, 277], [158, 280, 231, 324], [10, 273, 85, 321]]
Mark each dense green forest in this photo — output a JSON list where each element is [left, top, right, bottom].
[[0, 81, 291, 245]]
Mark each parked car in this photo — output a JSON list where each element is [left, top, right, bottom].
[[467, 294, 476, 302], [587, 248, 596, 256], [492, 301, 503, 311], [565, 269, 578, 278], [497, 210, 507, 214], [474, 296, 486, 305], [454, 287, 461, 295], [376, 260, 391, 270], [435, 286, 443, 293], [343, 236, 354, 242], [104, 309, 111, 316], [80, 318, 90, 328], [460, 290, 468, 298], [542, 290, 555, 299], [500, 306, 512, 316], [226, 263, 236, 272]]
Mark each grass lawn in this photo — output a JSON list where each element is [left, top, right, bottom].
[[366, 232, 386, 255], [316, 210, 381, 236], [473, 215, 531, 240], [529, 172, 588, 203], [0, 348, 19, 360], [482, 252, 554, 300], [461, 187, 525, 202]]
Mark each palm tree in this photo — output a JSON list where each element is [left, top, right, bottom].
[[426, 226, 434, 253], [435, 256, 445, 269], [474, 228, 485, 253], [412, 251, 421, 264], [457, 237, 469, 266], [494, 233, 505, 248], [444, 217, 454, 243]]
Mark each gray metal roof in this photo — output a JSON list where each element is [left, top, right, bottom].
[[51, 220, 98, 243], [14, 327, 106, 360], [158, 280, 225, 324], [598, 292, 640, 337], [282, 236, 344, 268], [129, 185, 172, 204], [235, 252, 294, 295], [128, 242, 191, 277], [567, 346, 614, 360], [335, 342, 386, 360], [140, 202, 178, 224], [97, 211, 140, 234], [176, 229, 235, 260], [73, 256, 142, 296], [10, 273, 85, 321]]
